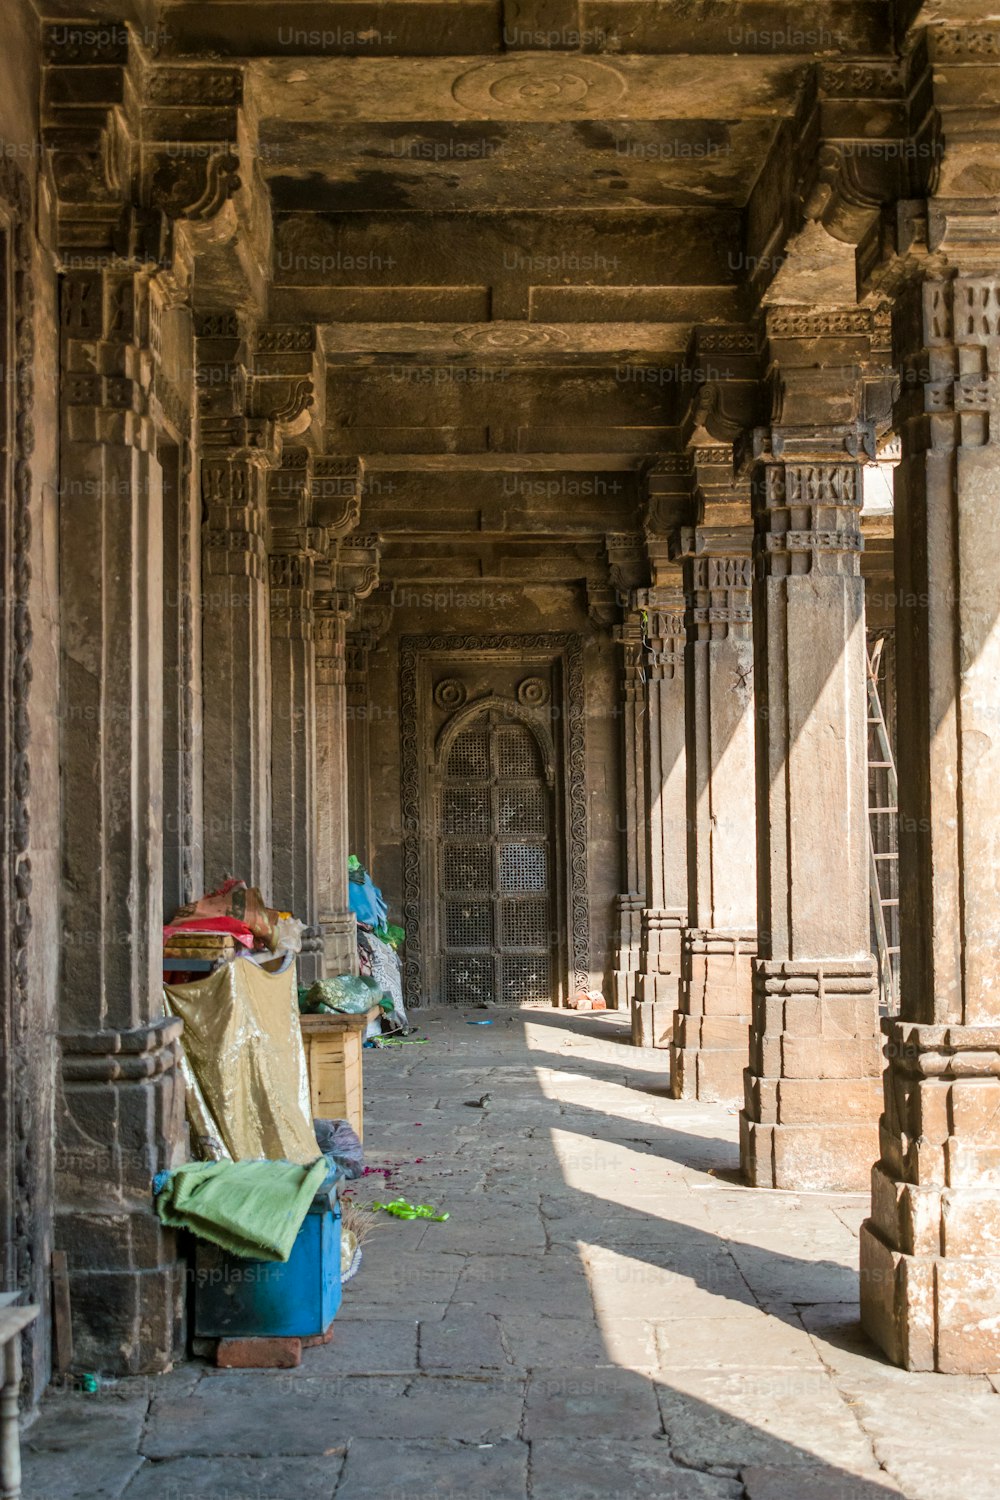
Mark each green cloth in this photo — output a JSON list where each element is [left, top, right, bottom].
[[154, 1158, 328, 1262]]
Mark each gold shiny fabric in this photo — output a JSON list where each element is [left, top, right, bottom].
[[164, 957, 320, 1165]]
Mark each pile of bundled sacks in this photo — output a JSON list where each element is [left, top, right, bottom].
[[298, 856, 408, 1035], [164, 878, 304, 973]]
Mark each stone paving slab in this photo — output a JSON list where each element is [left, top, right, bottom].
[[655, 1313, 826, 1372], [529, 1438, 744, 1499], [20, 1448, 143, 1500], [418, 1309, 511, 1370], [522, 1366, 663, 1439], [496, 1312, 613, 1369], [835, 1376, 1000, 1500], [741, 1466, 904, 1498], [335, 1437, 528, 1500], [657, 1369, 886, 1475], [122, 1455, 346, 1498]]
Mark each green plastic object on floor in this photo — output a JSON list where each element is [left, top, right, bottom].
[[371, 1197, 449, 1222], [154, 1157, 329, 1262]]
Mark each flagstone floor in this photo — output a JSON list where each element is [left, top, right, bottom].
[[22, 1005, 1000, 1500]]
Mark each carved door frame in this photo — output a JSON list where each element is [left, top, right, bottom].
[[399, 633, 589, 1008]]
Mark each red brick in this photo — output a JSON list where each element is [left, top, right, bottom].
[[216, 1337, 302, 1369]]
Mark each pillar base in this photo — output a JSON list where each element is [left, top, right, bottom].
[[57, 1019, 188, 1374], [612, 891, 644, 1011], [740, 1113, 880, 1192], [630, 906, 683, 1043], [321, 910, 358, 976], [670, 929, 754, 1102], [739, 956, 882, 1191], [859, 1018, 1000, 1372], [612, 968, 638, 1011], [630, 997, 673, 1049]]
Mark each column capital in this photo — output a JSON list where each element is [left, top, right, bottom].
[[674, 528, 753, 643], [268, 546, 316, 639], [750, 452, 866, 579], [60, 268, 156, 451], [635, 583, 685, 680], [894, 273, 1000, 455]]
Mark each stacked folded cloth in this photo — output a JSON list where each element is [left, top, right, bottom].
[[164, 909, 260, 968], [164, 930, 238, 962]]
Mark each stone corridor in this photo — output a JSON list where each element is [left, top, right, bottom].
[[21, 1008, 1000, 1500]]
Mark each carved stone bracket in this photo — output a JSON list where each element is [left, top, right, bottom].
[[312, 458, 365, 537], [43, 26, 270, 332]]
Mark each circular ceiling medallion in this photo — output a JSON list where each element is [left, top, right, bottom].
[[453, 323, 568, 353], [434, 678, 467, 711], [452, 58, 627, 117], [518, 677, 551, 708]]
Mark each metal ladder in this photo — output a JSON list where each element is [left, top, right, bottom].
[[867, 638, 900, 1013]]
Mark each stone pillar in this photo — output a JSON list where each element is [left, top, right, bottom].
[[631, 579, 688, 1048], [269, 545, 322, 979], [740, 320, 882, 1190], [198, 317, 275, 893], [57, 267, 187, 1372], [612, 610, 648, 1012], [345, 633, 374, 869], [671, 528, 757, 1102], [314, 589, 357, 976], [860, 270, 1000, 1371]]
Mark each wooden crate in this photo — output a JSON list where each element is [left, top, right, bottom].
[[299, 1007, 379, 1142]]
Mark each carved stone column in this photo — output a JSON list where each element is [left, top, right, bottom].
[[269, 541, 320, 977], [313, 505, 380, 978], [671, 527, 757, 1102], [740, 314, 883, 1191], [314, 592, 355, 977], [631, 578, 688, 1048], [198, 316, 276, 893], [345, 603, 392, 870], [860, 270, 1000, 1371], [57, 266, 187, 1372], [612, 609, 648, 1011]]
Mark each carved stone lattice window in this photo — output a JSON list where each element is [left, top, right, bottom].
[[399, 633, 589, 1008], [440, 710, 552, 1005]]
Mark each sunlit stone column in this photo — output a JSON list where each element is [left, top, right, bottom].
[[740, 311, 882, 1191], [631, 577, 687, 1048], [671, 526, 756, 1102], [613, 607, 648, 1013], [861, 270, 1000, 1371]]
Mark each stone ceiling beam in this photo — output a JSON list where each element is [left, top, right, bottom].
[[246, 55, 835, 120]]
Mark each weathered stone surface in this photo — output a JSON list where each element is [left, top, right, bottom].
[[741, 1467, 903, 1499], [657, 1370, 885, 1475], [418, 1310, 511, 1371], [121, 1456, 345, 1499], [523, 1366, 662, 1439], [21, 1010, 1000, 1497], [530, 1439, 743, 1499], [335, 1438, 528, 1500]]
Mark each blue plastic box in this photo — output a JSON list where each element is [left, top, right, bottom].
[[193, 1185, 342, 1339]]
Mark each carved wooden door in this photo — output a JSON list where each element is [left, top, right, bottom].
[[440, 708, 553, 1004]]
